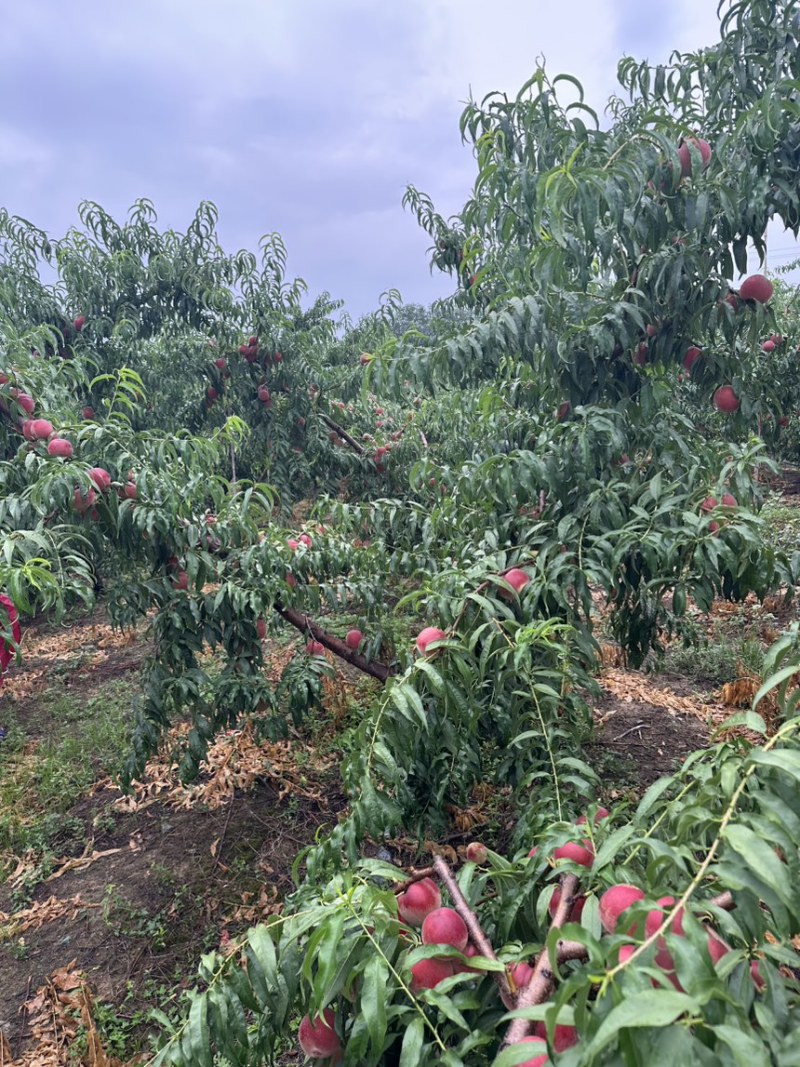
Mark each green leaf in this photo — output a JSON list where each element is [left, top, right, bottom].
[[713, 1023, 772, 1067], [721, 823, 794, 908], [360, 954, 388, 1055], [399, 1016, 425, 1067], [585, 991, 700, 1057]]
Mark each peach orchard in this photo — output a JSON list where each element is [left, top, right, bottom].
[[2, 1, 800, 1063]]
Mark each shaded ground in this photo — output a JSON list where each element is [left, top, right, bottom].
[[1, 780, 341, 1053], [588, 684, 709, 797], [0, 609, 350, 1061]]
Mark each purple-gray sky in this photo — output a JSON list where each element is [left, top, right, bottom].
[[3, 2, 797, 317]]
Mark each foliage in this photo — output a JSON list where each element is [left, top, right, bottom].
[[149, 649, 800, 1066]]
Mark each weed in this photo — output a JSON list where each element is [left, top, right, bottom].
[[0, 680, 135, 856], [101, 885, 168, 951], [760, 493, 800, 555], [9, 936, 28, 960]]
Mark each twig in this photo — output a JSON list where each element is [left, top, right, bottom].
[[393, 867, 436, 894], [18, 975, 34, 1039], [274, 602, 394, 682], [432, 855, 515, 1008], [613, 722, 650, 741], [502, 873, 581, 1048], [213, 794, 237, 868]]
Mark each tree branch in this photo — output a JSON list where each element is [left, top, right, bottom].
[[432, 855, 515, 1009], [393, 867, 436, 893], [318, 412, 365, 456], [502, 873, 581, 1048], [274, 602, 394, 683]]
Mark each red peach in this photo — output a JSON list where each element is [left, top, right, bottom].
[[173, 571, 189, 591], [655, 944, 684, 991], [456, 942, 485, 975], [397, 877, 441, 926], [256, 618, 267, 640], [421, 907, 469, 951], [502, 567, 530, 595], [89, 467, 112, 492], [599, 884, 646, 934], [706, 929, 730, 965], [633, 342, 649, 366], [306, 640, 325, 656], [24, 418, 53, 441], [509, 961, 534, 990], [533, 1021, 579, 1052], [576, 806, 610, 826], [415, 626, 447, 655], [410, 957, 454, 991], [645, 897, 685, 940], [345, 628, 363, 651], [724, 291, 741, 312], [548, 886, 586, 922], [465, 841, 487, 864], [683, 346, 702, 371], [504, 1037, 548, 1066], [298, 1009, 342, 1059], [73, 487, 97, 515], [678, 137, 712, 177], [739, 274, 773, 304], [553, 840, 594, 867], [617, 944, 637, 965], [47, 437, 73, 458], [714, 385, 740, 413]]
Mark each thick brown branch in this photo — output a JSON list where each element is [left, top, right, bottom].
[[556, 940, 589, 963], [318, 412, 365, 456], [503, 874, 581, 1048], [432, 855, 515, 1010], [274, 602, 394, 682]]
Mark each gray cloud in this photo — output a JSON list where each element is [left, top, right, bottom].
[[3, 1, 790, 318]]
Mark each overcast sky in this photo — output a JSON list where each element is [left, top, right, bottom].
[[2, 2, 796, 318]]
